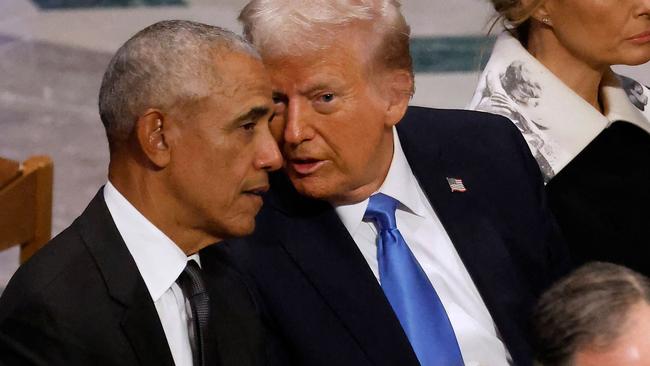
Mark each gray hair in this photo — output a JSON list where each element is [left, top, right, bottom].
[[239, 0, 413, 94], [98, 20, 259, 149], [532, 262, 650, 366]]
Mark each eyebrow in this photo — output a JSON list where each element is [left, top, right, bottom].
[[274, 81, 343, 98], [302, 83, 337, 95], [234, 106, 271, 124]]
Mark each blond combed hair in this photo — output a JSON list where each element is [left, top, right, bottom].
[[239, 0, 414, 95]]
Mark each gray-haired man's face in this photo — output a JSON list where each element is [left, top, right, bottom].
[[163, 51, 282, 241]]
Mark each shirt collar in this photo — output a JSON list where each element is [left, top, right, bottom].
[[103, 181, 200, 302], [471, 32, 650, 179], [335, 128, 427, 235], [601, 71, 650, 130]]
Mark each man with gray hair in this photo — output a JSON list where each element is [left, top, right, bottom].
[[533, 262, 650, 366], [0, 20, 281, 366], [225, 1, 571, 365]]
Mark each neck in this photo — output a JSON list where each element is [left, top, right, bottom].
[[108, 157, 218, 256], [328, 175, 387, 206], [527, 25, 607, 113]]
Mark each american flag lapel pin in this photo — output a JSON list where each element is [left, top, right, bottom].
[[446, 177, 467, 193]]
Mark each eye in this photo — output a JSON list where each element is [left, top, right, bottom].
[[312, 91, 339, 114], [242, 121, 256, 131], [273, 93, 288, 105], [273, 93, 287, 114], [320, 93, 335, 103]]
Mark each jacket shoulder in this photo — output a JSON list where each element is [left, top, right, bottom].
[[400, 106, 530, 161], [401, 106, 521, 141], [0, 219, 95, 317]]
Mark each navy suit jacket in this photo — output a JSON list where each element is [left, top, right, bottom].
[[0, 190, 270, 366], [225, 106, 572, 366]]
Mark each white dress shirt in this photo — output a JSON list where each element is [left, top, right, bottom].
[[335, 129, 511, 366], [104, 181, 197, 366]]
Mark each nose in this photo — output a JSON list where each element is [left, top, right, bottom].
[[255, 126, 283, 171], [641, 0, 650, 16], [284, 99, 314, 145]]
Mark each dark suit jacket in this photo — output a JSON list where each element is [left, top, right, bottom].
[[546, 121, 650, 276], [225, 106, 572, 366], [0, 189, 269, 366]]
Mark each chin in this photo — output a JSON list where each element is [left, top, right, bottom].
[[211, 220, 256, 240], [231, 221, 256, 237], [618, 49, 650, 66], [289, 175, 338, 202], [621, 57, 650, 66]]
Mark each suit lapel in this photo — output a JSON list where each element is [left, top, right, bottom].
[[76, 190, 175, 366], [398, 124, 533, 364], [270, 178, 420, 366], [200, 244, 267, 366], [120, 294, 176, 366]]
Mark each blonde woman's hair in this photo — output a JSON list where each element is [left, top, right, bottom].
[[489, 0, 545, 43]]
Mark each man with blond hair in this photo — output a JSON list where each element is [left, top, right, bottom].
[[226, 1, 572, 365]]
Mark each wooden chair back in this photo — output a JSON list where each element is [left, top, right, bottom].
[[0, 156, 53, 263]]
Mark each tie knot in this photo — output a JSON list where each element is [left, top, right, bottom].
[[364, 193, 398, 231], [176, 260, 207, 298]]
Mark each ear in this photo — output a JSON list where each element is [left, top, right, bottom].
[[383, 69, 413, 127], [136, 109, 171, 168], [530, 0, 553, 26]]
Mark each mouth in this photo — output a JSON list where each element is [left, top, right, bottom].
[[627, 30, 650, 44], [289, 158, 325, 175], [243, 185, 269, 197]]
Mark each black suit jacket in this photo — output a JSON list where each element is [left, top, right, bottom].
[[0, 189, 269, 366], [225, 106, 572, 366], [546, 121, 650, 275]]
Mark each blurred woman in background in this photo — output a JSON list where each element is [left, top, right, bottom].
[[468, 0, 650, 274]]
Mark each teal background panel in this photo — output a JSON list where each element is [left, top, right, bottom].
[[411, 36, 496, 73]]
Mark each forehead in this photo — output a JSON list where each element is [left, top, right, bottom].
[[204, 51, 273, 109], [575, 303, 650, 366], [212, 51, 270, 92], [262, 32, 373, 91]]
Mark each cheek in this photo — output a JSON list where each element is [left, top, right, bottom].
[[557, 9, 629, 59], [337, 123, 386, 171], [204, 170, 258, 231], [555, 26, 603, 64], [193, 145, 248, 203], [313, 99, 387, 172]]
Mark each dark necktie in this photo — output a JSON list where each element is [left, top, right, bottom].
[[364, 193, 464, 366], [176, 260, 211, 366]]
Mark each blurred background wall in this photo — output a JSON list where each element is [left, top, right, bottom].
[[1, 0, 649, 289]]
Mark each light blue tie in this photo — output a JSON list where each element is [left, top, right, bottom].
[[365, 193, 464, 366]]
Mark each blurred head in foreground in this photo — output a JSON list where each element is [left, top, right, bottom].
[[533, 262, 650, 366]]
